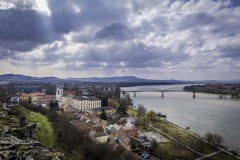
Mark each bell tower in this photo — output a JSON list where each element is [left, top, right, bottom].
[[56, 85, 63, 108]]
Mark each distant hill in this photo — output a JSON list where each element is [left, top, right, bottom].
[[63, 76, 189, 83], [0, 74, 239, 84], [0, 74, 60, 83], [64, 76, 147, 82]]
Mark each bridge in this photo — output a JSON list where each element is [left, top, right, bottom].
[[121, 87, 240, 99], [121, 87, 197, 98]]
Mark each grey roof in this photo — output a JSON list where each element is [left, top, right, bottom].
[[73, 95, 100, 101], [66, 94, 75, 99], [127, 117, 136, 123]]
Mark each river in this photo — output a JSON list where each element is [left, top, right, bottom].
[[121, 84, 240, 151]]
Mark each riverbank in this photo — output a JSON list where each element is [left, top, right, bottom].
[[124, 84, 240, 152], [127, 108, 239, 160]]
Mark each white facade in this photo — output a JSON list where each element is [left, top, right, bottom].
[[61, 95, 101, 110]]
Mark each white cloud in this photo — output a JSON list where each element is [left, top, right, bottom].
[[0, 0, 240, 80]]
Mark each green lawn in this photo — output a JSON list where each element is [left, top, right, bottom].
[[156, 139, 199, 160], [23, 110, 57, 148]]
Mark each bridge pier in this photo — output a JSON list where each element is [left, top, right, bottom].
[[161, 91, 164, 98]]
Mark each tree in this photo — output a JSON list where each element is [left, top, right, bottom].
[[49, 100, 53, 108], [146, 110, 156, 125], [137, 104, 147, 116], [118, 96, 132, 114], [108, 99, 120, 108], [143, 119, 149, 129], [190, 137, 204, 152], [149, 139, 158, 155], [28, 97, 32, 104], [204, 132, 213, 144], [100, 109, 107, 120], [213, 133, 224, 146], [172, 141, 184, 155]]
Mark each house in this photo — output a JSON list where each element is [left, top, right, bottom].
[[95, 135, 110, 144], [109, 111, 120, 119], [73, 116, 94, 134], [116, 130, 141, 151], [121, 117, 138, 136], [100, 120, 108, 129], [122, 127, 139, 137], [20, 93, 56, 105], [62, 104, 75, 112], [110, 123, 122, 135], [91, 116, 102, 125], [125, 117, 136, 128]]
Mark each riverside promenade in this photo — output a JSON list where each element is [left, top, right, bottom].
[[128, 108, 240, 160]]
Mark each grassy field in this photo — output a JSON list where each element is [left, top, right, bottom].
[[23, 109, 57, 148], [19, 106, 81, 160]]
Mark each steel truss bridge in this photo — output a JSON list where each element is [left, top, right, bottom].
[[121, 87, 240, 98]]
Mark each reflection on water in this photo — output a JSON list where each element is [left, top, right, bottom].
[[122, 84, 240, 151]]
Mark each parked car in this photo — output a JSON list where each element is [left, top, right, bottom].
[[143, 155, 151, 159], [138, 151, 143, 156], [140, 153, 146, 158], [114, 138, 120, 144]]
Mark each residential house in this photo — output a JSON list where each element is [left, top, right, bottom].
[[110, 123, 122, 135], [116, 130, 141, 151], [109, 111, 120, 119], [20, 93, 56, 105], [62, 104, 75, 112]]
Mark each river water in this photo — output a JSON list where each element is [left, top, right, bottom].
[[122, 84, 240, 151]]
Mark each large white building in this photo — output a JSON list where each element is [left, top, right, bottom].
[[61, 94, 101, 110]]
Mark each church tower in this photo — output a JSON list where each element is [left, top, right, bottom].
[[56, 85, 63, 108]]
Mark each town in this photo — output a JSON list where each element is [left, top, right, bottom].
[[1, 79, 240, 160]]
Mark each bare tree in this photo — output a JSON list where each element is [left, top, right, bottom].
[[190, 137, 204, 152], [204, 132, 213, 144], [137, 104, 147, 115], [214, 133, 224, 146]]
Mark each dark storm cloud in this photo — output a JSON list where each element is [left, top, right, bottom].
[[48, 1, 80, 34], [177, 12, 215, 30], [219, 45, 240, 59], [0, 8, 51, 43], [0, 40, 38, 52], [63, 42, 189, 70], [95, 23, 133, 40]]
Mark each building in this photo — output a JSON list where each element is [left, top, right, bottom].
[[116, 130, 141, 151], [56, 86, 63, 107], [61, 94, 101, 110], [20, 93, 56, 105]]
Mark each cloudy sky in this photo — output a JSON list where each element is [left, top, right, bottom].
[[0, 0, 240, 80]]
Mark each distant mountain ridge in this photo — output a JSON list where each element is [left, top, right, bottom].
[[0, 74, 239, 84], [0, 74, 60, 83]]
